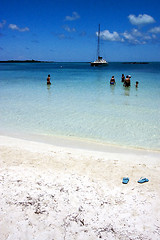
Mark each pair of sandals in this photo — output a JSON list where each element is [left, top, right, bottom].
[[122, 177, 149, 184]]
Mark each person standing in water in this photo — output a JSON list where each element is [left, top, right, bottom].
[[124, 75, 130, 87], [47, 74, 51, 85], [110, 76, 116, 85], [121, 74, 125, 82]]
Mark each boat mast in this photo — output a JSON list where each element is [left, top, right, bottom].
[[97, 24, 100, 58]]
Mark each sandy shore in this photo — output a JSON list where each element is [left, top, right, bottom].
[[0, 135, 160, 240]]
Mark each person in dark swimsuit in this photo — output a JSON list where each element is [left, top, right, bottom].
[[47, 74, 51, 85], [121, 74, 125, 82], [135, 81, 139, 88], [110, 76, 116, 85], [124, 75, 130, 87]]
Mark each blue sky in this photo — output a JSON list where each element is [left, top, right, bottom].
[[0, 0, 160, 62]]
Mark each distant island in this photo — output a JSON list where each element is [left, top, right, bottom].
[[122, 62, 149, 64], [0, 60, 54, 63]]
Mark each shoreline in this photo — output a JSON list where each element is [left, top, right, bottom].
[[1, 129, 160, 154], [0, 135, 160, 239]]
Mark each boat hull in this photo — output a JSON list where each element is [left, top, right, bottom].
[[91, 62, 108, 67]]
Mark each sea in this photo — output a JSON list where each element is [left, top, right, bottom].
[[0, 62, 160, 151]]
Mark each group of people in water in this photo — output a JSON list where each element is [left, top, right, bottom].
[[110, 74, 139, 88], [47, 73, 139, 88]]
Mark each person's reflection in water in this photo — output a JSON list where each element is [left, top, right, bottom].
[[47, 84, 51, 90], [110, 84, 115, 95], [47, 84, 51, 97], [124, 86, 130, 96]]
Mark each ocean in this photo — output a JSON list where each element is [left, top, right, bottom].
[[0, 62, 160, 151]]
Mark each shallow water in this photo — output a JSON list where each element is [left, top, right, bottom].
[[0, 62, 160, 150]]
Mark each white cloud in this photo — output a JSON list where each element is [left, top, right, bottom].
[[128, 14, 155, 26], [131, 28, 142, 37], [143, 35, 152, 40], [98, 30, 122, 42], [122, 28, 157, 45], [123, 31, 134, 41], [63, 25, 76, 32], [65, 12, 80, 21], [56, 33, 73, 40], [9, 24, 29, 32], [122, 31, 140, 44], [0, 20, 6, 28], [9, 24, 19, 30], [149, 26, 160, 33], [152, 34, 157, 39]]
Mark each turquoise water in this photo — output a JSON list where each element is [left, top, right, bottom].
[[0, 62, 160, 150]]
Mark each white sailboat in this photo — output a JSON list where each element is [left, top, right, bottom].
[[91, 24, 108, 66]]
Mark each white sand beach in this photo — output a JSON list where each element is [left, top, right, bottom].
[[0, 135, 160, 240]]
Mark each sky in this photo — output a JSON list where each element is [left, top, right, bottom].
[[0, 0, 160, 62]]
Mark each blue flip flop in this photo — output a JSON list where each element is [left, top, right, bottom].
[[138, 177, 149, 183], [122, 177, 129, 184]]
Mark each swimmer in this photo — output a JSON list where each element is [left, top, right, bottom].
[[135, 81, 139, 88], [121, 74, 125, 82], [47, 74, 51, 85], [110, 76, 116, 85], [124, 75, 130, 87]]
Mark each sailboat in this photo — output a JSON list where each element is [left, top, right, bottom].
[[91, 24, 108, 66]]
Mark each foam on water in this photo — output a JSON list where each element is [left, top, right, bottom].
[[0, 62, 160, 150]]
